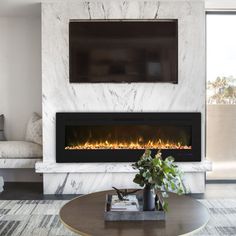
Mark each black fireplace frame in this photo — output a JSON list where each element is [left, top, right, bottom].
[[56, 112, 201, 163]]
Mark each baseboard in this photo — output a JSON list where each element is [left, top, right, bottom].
[[206, 179, 236, 184]]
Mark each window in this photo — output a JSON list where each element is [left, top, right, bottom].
[[207, 13, 236, 104], [207, 13, 236, 180]]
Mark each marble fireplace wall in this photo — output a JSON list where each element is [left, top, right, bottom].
[[41, 0, 206, 194]]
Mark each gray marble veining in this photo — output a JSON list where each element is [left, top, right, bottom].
[[36, 160, 212, 173], [43, 172, 206, 194], [41, 0, 206, 194]]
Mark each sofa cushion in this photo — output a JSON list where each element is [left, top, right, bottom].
[[0, 141, 42, 159], [0, 115, 6, 141], [25, 113, 42, 145]]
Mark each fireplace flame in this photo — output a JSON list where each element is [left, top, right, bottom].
[[65, 139, 191, 150]]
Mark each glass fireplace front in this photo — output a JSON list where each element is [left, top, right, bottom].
[[65, 125, 192, 150], [56, 112, 201, 162]]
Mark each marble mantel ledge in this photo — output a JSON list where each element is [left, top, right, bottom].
[[0, 158, 41, 169], [35, 160, 212, 173]]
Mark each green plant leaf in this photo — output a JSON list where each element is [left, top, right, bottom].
[[133, 149, 186, 210], [162, 201, 168, 212], [148, 177, 153, 183]]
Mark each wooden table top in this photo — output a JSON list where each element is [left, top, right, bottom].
[[60, 190, 209, 236]]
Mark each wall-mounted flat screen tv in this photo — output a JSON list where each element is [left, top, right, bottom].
[[69, 20, 178, 83]]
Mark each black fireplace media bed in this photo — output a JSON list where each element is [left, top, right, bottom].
[[56, 112, 201, 163]]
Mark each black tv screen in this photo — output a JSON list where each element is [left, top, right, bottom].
[[69, 20, 178, 83]]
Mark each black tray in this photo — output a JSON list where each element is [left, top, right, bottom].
[[104, 194, 166, 221]]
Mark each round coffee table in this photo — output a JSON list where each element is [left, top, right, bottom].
[[60, 190, 209, 236]]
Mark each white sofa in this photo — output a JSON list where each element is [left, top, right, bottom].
[[0, 113, 42, 169], [0, 140, 42, 193], [0, 113, 42, 192], [0, 141, 42, 168]]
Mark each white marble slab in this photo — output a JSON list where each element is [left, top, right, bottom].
[[36, 160, 212, 173], [43, 172, 206, 194], [42, 0, 206, 163], [41, 0, 206, 194], [0, 158, 41, 169]]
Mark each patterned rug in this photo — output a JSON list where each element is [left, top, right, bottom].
[[0, 199, 236, 236]]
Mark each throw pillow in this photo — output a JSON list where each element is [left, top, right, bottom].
[[0, 114, 6, 141], [25, 112, 42, 145]]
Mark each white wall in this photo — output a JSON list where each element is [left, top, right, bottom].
[[0, 16, 41, 141]]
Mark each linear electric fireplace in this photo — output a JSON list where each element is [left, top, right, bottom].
[[56, 113, 201, 163]]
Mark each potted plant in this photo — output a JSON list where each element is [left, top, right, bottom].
[[132, 149, 186, 211]]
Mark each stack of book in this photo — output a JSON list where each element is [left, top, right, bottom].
[[110, 195, 139, 212]]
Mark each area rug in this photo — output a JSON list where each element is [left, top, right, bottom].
[[0, 199, 236, 236]]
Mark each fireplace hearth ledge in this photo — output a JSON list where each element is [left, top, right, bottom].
[[35, 160, 212, 173]]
